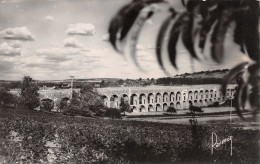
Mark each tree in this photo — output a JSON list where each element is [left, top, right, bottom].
[[119, 97, 131, 115], [40, 99, 54, 112], [63, 84, 105, 117], [20, 76, 40, 110], [108, 0, 259, 122], [0, 88, 19, 107]]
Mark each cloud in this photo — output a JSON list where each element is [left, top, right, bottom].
[[0, 27, 35, 41], [63, 37, 84, 48], [66, 23, 95, 36], [102, 33, 109, 41], [0, 61, 14, 73], [0, 42, 21, 56], [44, 15, 54, 22], [36, 46, 79, 62]]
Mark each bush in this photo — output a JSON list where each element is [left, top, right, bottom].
[[208, 102, 220, 107], [104, 108, 121, 119], [62, 105, 93, 117], [40, 100, 54, 112], [166, 106, 177, 113], [62, 84, 105, 117], [190, 106, 203, 113], [0, 88, 19, 107], [0, 108, 259, 163]]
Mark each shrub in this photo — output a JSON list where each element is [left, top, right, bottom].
[[104, 108, 121, 119], [62, 84, 105, 117], [20, 76, 40, 110], [208, 102, 220, 107], [0, 88, 19, 107], [62, 105, 93, 117], [0, 108, 259, 163], [190, 106, 203, 113], [166, 106, 177, 113], [40, 99, 54, 112]]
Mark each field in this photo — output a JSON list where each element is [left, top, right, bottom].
[[0, 107, 259, 163]]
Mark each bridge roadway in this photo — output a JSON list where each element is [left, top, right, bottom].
[[10, 84, 236, 113]]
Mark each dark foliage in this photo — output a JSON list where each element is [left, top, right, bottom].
[[62, 84, 105, 117], [190, 105, 203, 113], [108, 0, 259, 121], [119, 97, 131, 114], [166, 106, 177, 113], [104, 108, 121, 119], [40, 99, 54, 112], [0, 108, 259, 163], [20, 76, 40, 110], [0, 88, 19, 107]]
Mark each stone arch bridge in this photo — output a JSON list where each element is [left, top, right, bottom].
[[98, 84, 236, 113], [10, 84, 236, 113]]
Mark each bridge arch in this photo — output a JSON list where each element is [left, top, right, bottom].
[[148, 93, 154, 104], [194, 91, 198, 100], [170, 92, 175, 102], [199, 99, 203, 106], [176, 92, 181, 101], [110, 95, 119, 108], [156, 104, 162, 111], [139, 105, 146, 112], [199, 90, 204, 99], [59, 97, 70, 112], [130, 94, 138, 105], [155, 93, 162, 103], [163, 103, 168, 111], [139, 93, 146, 105], [204, 99, 208, 106], [132, 106, 137, 113], [210, 89, 214, 98], [122, 94, 129, 102], [194, 100, 198, 106], [188, 91, 193, 101], [163, 92, 169, 102], [205, 90, 209, 98], [148, 104, 154, 112], [176, 102, 181, 110], [40, 98, 54, 111], [102, 95, 109, 107]]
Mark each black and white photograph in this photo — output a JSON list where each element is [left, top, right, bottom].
[[0, 0, 259, 163]]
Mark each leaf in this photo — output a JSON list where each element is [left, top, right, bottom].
[[119, 2, 146, 42], [182, 12, 198, 59], [108, 3, 135, 51], [235, 80, 248, 121], [210, 10, 233, 63], [168, 12, 187, 69], [124, 4, 159, 71], [198, 7, 219, 52], [249, 84, 260, 119], [243, 0, 259, 62], [156, 9, 176, 71], [222, 62, 248, 95], [248, 63, 260, 85], [233, 11, 246, 53]]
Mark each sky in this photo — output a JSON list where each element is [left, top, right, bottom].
[[0, 0, 252, 80]]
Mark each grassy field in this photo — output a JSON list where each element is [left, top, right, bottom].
[[0, 107, 259, 163]]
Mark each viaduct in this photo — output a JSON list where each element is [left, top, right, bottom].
[[10, 84, 236, 112]]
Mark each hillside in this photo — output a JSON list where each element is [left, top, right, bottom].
[[174, 69, 229, 79]]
